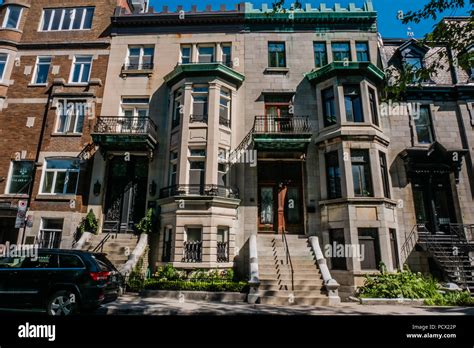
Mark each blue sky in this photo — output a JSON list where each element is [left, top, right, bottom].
[[149, 0, 472, 38]]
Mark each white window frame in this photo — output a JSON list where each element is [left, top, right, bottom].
[[180, 45, 192, 64], [126, 46, 154, 70], [2, 5, 22, 30], [219, 87, 231, 126], [39, 158, 80, 195], [31, 56, 52, 85], [39, 218, 63, 249], [39, 7, 94, 32], [197, 44, 215, 63], [0, 53, 8, 82], [55, 99, 86, 134], [69, 55, 92, 84]]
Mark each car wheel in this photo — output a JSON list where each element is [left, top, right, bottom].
[[47, 290, 78, 316]]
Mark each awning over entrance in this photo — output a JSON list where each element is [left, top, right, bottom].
[[400, 142, 468, 182]]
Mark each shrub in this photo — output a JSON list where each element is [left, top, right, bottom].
[[357, 265, 474, 306], [135, 208, 154, 234], [154, 264, 186, 281], [77, 209, 99, 235], [143, 279, 248, 292]]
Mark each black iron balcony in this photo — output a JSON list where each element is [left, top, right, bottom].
[[217, 241, 229, 262], [159, 184, 239, 199], [183, 241, 202, 263], [252, 115, 313, 151], [91, 116, 158, 151], [190, 114, 208, 123]]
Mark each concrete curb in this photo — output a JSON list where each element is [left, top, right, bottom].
[[140, 290, 247, 303], [359, 298, 425, 305]]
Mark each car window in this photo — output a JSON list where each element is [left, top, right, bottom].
[[59, 254, 85, 268], [93, 254, 117, 271], [96, 259, 111, 272], [0, 256, 24, 268], [20, 254, 58, 268]]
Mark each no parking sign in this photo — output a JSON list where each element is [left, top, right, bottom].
[[15, 200, 27, 229]]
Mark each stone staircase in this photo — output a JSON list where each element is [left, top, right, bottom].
[[418, 231, 474, 293], [257, 234, 330, 306], [83, 233, 139, 269]]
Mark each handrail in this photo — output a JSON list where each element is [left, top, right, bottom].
[[227, 126, 255, 165], [401, 223, 424, 263], [253, 115, 312, 134], [281, 230, 294, 292], [93, 116, 158, 140], [92, 233, 111, 253], [247, 234, 260, 304], [308, 236, 340, 305]]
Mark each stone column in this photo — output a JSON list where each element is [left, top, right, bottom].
[[178, 82, 193, 185], [205, 82, 219, 186]]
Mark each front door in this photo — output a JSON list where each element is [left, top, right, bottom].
[[412, 173, 456, 233], [104, 156, 148, 233], [258, 162, 304, 234]]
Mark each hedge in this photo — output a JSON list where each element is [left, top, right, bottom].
[[143, 279, 248, 292]]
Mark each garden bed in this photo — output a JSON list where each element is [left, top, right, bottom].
[[140, 289, 247, 303]]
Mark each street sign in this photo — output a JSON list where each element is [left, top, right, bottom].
[[15, 200, 27, 228]]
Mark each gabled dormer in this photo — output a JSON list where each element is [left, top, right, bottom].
[[397, 39, 431, 82]]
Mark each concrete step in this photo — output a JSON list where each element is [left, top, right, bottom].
[[259, 284, 324, 291], [260, 274, 322, 281], [260, 279, 324, 287], [260, 296, 329, 306]]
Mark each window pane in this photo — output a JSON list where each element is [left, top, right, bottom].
[[54, 172, 66, 193], [0, 54, 7, 80], [326, 151, 341, 199], [51, 9, 62, 30], [351, 150, 372, 197], [42, 171, 54, 193], [42, 9, 53, 30], [356, 42, 369, 61], [35, 57, 51, 84], [65, 171, 78, 194], [198, 46, 214, 63], [181, 47, 191, 63], [80, 61, 91, 82], [61, 8, 73, 30], [47, 159, 79, 170], [314, 42, 327, 67], [83, 8, 94, 29], [9, 161, 34, 194], [332, 43, 350, 61], [72, 8, 84, 29], [344, 85, 363, 122], [322, 87, 336, 127], [415, 106, 433, 143], [5, 6, 22, 29]]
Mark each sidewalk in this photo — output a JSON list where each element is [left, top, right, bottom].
[[97, 294, 474, 315]]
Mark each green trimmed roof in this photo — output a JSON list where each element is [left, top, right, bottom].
[[305, 61, 385, 84], [164, 63, 245, 87]]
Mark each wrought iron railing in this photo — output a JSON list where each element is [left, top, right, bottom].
[[183, 241, 202, 262], [217, 241, 229, 263], [92, 233, 112, 253], [159, 184, 239, 199], [123, 62, 154, 70], [281, 230, 294, 292], [93, 116, 158, 140], [253, 116, 312, 134], [190, 114, 208, 123]]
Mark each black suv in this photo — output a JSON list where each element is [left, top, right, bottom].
[[0, 249, 120, 315]]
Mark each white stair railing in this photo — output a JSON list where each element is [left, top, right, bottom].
[[248, 234, 260, 303], [309, 236, 341, 305]]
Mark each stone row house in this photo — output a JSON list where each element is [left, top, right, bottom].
[[0, 0, 472, 301]]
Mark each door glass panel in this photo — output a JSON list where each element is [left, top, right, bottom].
[[413, 188, 428, 224], [434, 185, 451, 226], [285, 187, 300, 224], [260, 187, 274, 224]]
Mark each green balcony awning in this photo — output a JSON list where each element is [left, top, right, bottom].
[[305, 62, 385, 84], [164, 63, 245, 87]]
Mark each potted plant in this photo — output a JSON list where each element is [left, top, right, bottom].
[[77, 209, 99, 236], [135, 208, 154, 234]]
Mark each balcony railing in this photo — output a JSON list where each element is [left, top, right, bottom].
[[217, 241, 229, 262], [159, 184, 239, 199], [122, 62, 154, 71], [183, 241, 202, 262], [190, 114, 208, 123], [93, 116, 158, 139], [253, 116, 312, 134]]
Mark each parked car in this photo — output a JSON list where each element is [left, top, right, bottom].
[[0, 249, 120, 315], [93, 253, 125, 303]]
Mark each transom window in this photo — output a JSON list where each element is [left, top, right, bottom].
[[56, 99, 87, 134], [0, 53, 8, 81], [70, 56, 92, 84], [2, 5, 22, 29], [41, 7, 94, 31], [32, 56, 52, 85], [332, 42, 351, 62], [314, 42, 328, 68], [7, 161, 34, 195], [41, 158, 80, 195], [198, 46, 215, 63], [268, 42, 286, 68], [127, 46, 154, 70]]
